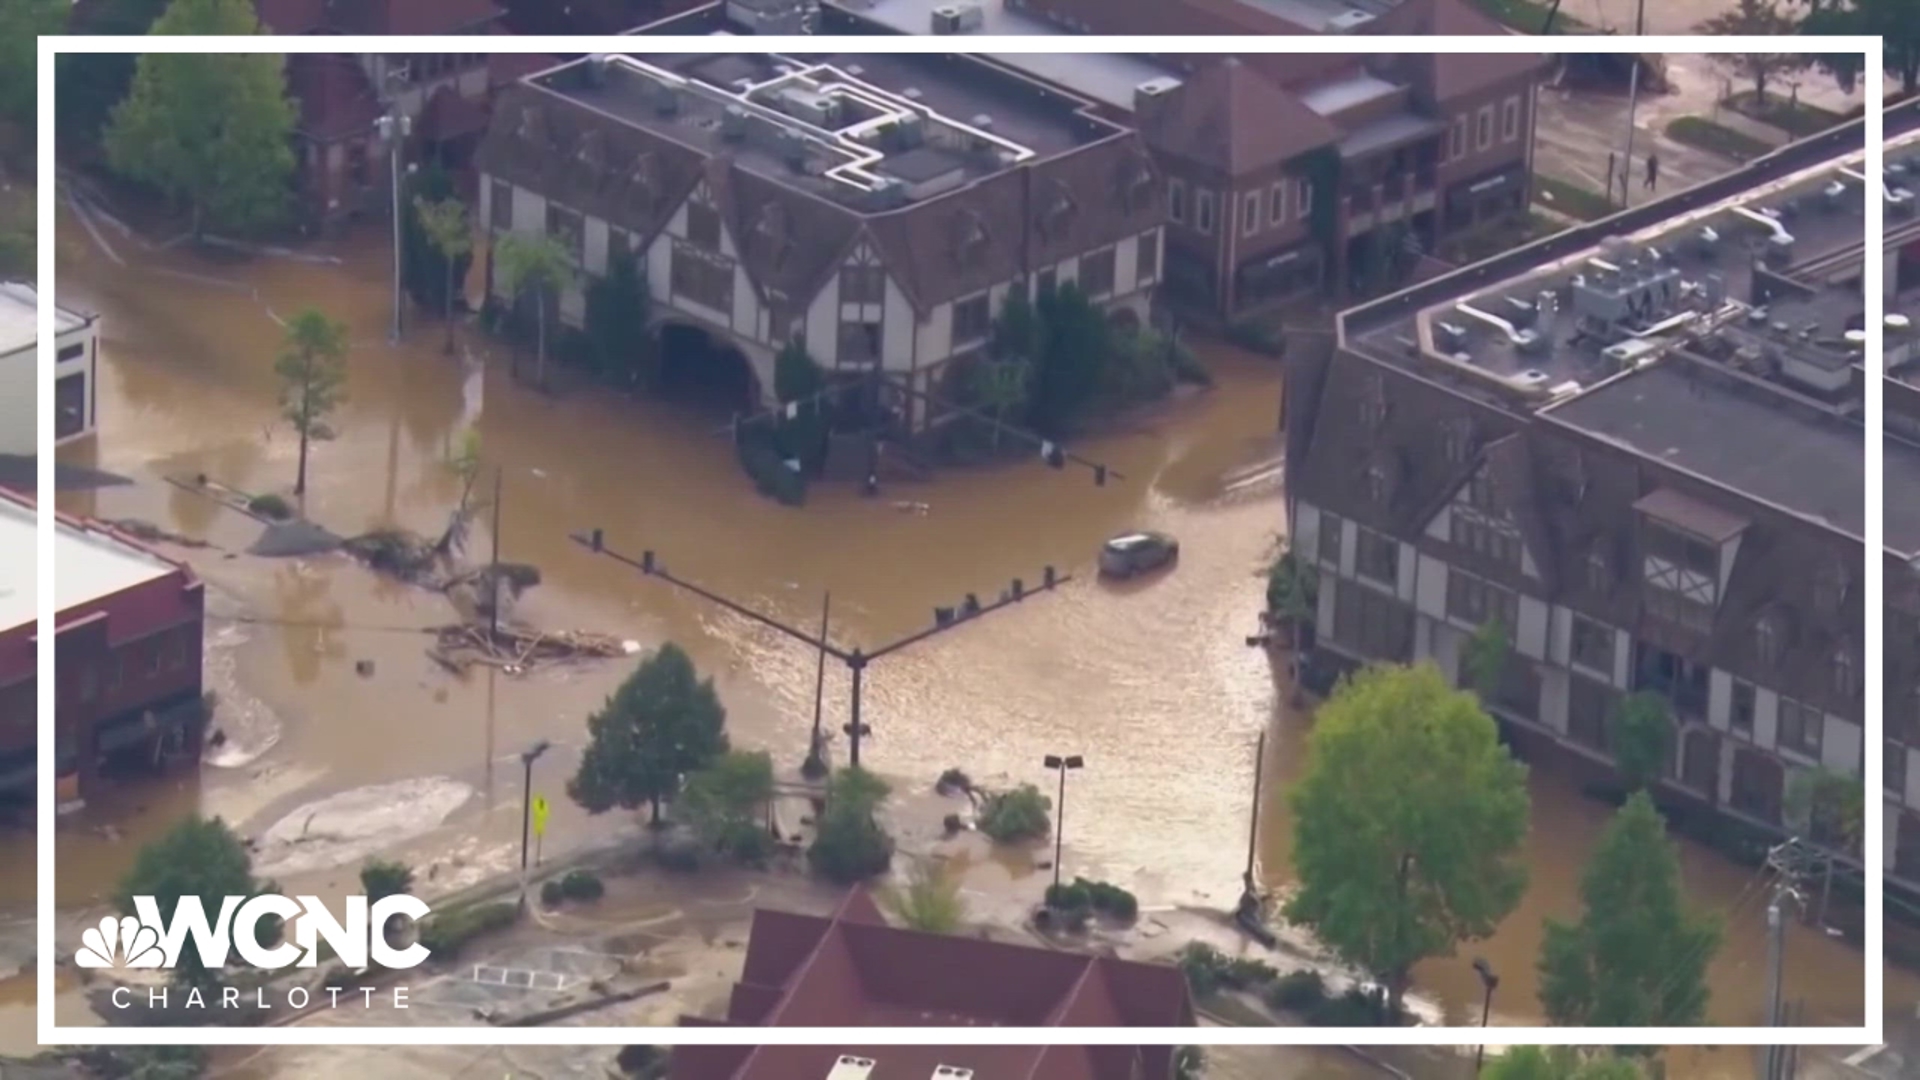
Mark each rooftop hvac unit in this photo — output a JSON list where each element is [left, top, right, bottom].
[[721, 104, 750, 142], [930, 1, 985, 33], [1325, 9, 1375, 30], [585, 54, 614, 86], [826, 1057, 877, 1080], [653, 84, 681, 117], [776, 87, 839, 128], [1136, 76, 1183, 99], [1507, 368, 1551, 390], [933, 1069, 976, 1080], [1890, 186, 1917, 218]]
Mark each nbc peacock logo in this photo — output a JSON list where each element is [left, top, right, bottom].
[[75, 915, 166, 970]]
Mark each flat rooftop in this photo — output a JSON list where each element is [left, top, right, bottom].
[[811, 0, 1180, 110], [0, 490, 179, 632], [535, 52, 1118, 210], [1546, 359, 1863, 540], [0, 283, 90, 357], [1890, 435, 1920, 556]]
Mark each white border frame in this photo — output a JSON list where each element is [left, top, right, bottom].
[[36, 33, 1884, 1047]]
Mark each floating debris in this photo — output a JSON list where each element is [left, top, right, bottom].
[[427, 623, 633, 675]]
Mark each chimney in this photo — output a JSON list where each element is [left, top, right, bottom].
[[1132, 76, 1184, 130]]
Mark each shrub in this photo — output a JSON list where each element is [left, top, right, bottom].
[[977, 784, 1052, 843], [809, 811, 895, 883], [540, 879, 565, 908], [936, 768, 973, 795], [1078, 878, 1139, 922], [1045, 880, 1092, 913], [560, 868, 605, 901], [737, 428, 806, 506], [248, 493, 293, 520], [417, 901, 517, 960], [617, 1045, 671, 1079], [1265, 969, 1328, 1014], [359, 858, 414, 902], [1307, 986, 1400, 1027], [1177, 942, 1230, 998], [1223, 956, 1278, 989]]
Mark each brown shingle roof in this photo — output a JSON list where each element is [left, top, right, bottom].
[[1366, 0, 1552, 99], [286, 54, 382, 142], [1136, 58, 1342, 174]]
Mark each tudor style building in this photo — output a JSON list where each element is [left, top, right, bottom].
[[640, 0, 1547, 318], [1290, 127, 1872, 885], [474, 52, 1164, 416], [1882, 101, 1920, 893]]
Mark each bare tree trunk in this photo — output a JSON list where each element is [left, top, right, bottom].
[[443, 257, 456, 355], [536, 293, 548, 390], [295, 428, 309, 496]]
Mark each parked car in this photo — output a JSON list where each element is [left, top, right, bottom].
[[1099, 531, 1179, 579]]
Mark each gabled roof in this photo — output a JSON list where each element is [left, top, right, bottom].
[[1135, 58, 1342, 174], [285, 54, 383, 142], [677, 887, 1193, 1079]]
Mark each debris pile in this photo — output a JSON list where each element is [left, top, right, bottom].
[[428, 624, 638, 675]]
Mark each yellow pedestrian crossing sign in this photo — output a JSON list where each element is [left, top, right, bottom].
[[531, 794, 550, 838]]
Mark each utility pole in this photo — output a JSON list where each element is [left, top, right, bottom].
[[488, 466, 504, 641], [376, 104, 412, 344], [1761, 840, 1808, 1080], [1619, 0, 1647, 209], [573, 531, 1069, 771], [803, 591, 831, 779], [1238, 728, 1266, 919]]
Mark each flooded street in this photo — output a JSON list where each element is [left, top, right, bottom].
[[7, 204, 1896, 1059]]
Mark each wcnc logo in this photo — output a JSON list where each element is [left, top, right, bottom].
[[76, 895, 432, 973]]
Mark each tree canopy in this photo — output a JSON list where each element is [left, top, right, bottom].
[[1803, 0, 1920, 95], [584, 244, 655, 389], [1692, 0, 1810, 102], [1607, 692, 1673, 792], [1538, 792, 1721, 1029], [274, 308, 349, 496], [568, 643, 729, 824], [0, 0, 65, 135], [1483, 1048, 1650, 1080], [809, 766, 895, 883], [104, 0, 292, 236], [680, 749, 776, 863], [1283, 662, 1531, 1011], [115, 815, 263, 990]]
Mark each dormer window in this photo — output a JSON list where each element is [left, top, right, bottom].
[[753, 203, 793, 269], [952, 211, 989, 266], [1118, 154, 1154, 212], [1813, 563, 1847, 614], [574, 130, 603, 169], [1039, 182, 1076, 241], [1366, 464, 1389, 505], [1442, 419, 1473, 465], [1833, 648, 1857, 699], [1359, 375, 1387, 430], [1585, 545, 1611, 594], [1755, 615, 1780, 666], [515, 104, 542, 143]]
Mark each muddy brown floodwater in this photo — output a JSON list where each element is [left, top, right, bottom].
[[3, 206, 1899, 1062]]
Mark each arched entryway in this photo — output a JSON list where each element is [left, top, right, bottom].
[[657, 322, 761, 412]]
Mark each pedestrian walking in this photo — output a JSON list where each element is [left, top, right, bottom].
[[1644, 152, 1660, 191]]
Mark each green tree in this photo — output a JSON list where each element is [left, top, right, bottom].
[[1538, 792, 1721, 1029], [274, 308, 349, 497], [809, 766, 895, 884], [74, 1046, 210, 1080], [568, 643, 729, 825], [103, 0, 292, 236], [1483, 1048, 1648, 1080], [976, 783, 1052, 843], [585, 245, 655, 389], [1693, 0, 1809, 102], [1262, 537, 1318, 630], [493, 231, 575, 390], [680, 749, 775, 863], [0, 0, 65, 134], [771, 340, 828, 471], [1785, 766, 1864, 853], [1462, 617, 1512, 703], [115, 815, 263, 991], [881, 859, 966, 933], [1804, 0, 1920, 96], [412, 194, 472, 355], [1027, 282, 1112, 436], [968, 356, 1031, 453], [359, 858, 414, 901], [1283, 663, 1530, 1013], [1608, 692, 1673, 792]]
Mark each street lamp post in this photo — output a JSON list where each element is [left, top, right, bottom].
[[573, 531, 1069, 771], [517, 739, 551, 914], [1043, 754, 1084, 889], [375, 106, 412, 344], [1471, 957, 1500, 1074]]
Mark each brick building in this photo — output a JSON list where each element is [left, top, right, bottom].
[[1287, 123, 1870, 883], [0, 489, 207, 810], [1880, 97, 1920, 894], [670, 889, 1194, 1079], [475, 52, 1163, 415]]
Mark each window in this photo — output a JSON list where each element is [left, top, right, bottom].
[[1242, 190, 1261, 237], [1036, 267, 1058, 295], [841, 265, 885, 304], [1355, 527, 1397, 587], [1167, 178, 1186, 224], [1196, 189, 1216, 235], [1833, 650, 1858, 699], [1295, 178, 1312, 221], [1446, 569, 1517, 629], [1136, 232, 1159, 283], [1568, 674, 1613, 750], [1642, 521, 1718, 630], [1333, 577, 1415, 663], [78, 665, 97, 702], [1318, 511, 1344, 567], [107, 653, 123, 691], [1365, 465, 1388, 505], [1778, 698, 1824, 758], [1730, 679, 1756, 737], [57, 344, 84, 363], [1476, 106, 1494, 150], [1269, 182, 1286, 225], [837, 321, 881, 364], [1450, 115, 1467, 160], [167, 627, 189, 670], [1501, 96, 1521, 142], [1570, 616, 1613, 674], [1890, 740, 1908, 796], [951, 293, 991, 348], [147, 638, 164, 675], [1585, 546, 1611, 595], [1449, 514, 1520, 567], [685, 201, 722, 250], [490, 179, 512, 230], [1079, 246, 1117, 297], [669, 246, 733, 312], [545, 203, 584, 264], [55, 374, 85, 440]]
